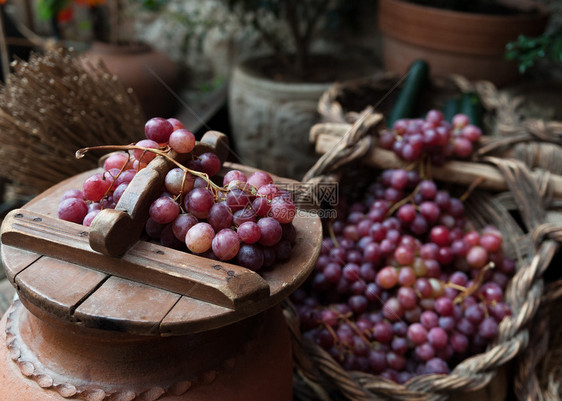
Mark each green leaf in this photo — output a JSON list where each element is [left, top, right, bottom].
[[36, 0, 71, 21], [133, 0, 168, 12], [505, 31, 562, 74], [79, 20, 92, 30]]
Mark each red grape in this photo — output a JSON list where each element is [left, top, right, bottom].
[[149, 196, 180, 224], [212, 228, 240, 261], [58, 197, 88, 224], [145, 117, 173, 143], [133, 139, 159, 164], [167, 117, 184, 131], [169, 129, 196, 153], [172, 213, 198, 242], [185, 222, 214, 254], [83, 173, 112, 202], [257, 217, 282, 246], [237, 221, 261, 244]]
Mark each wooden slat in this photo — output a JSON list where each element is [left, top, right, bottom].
[[1, 209, 270, 310], [161, 210, 323, 334], [260, 210, 323, 299], [14, 256, 107, 321], [1, 245, 41, 282], [160, 296, 232, 335], [74, 276, 180, 335], [88, 157, 173, 257]]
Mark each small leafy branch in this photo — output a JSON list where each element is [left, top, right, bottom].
[[505, 31, 562, 73]]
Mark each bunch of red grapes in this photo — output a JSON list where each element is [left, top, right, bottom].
[[292, 168, 514, 383], [379, 110, 482, 164], [57, 117, 298, 271]]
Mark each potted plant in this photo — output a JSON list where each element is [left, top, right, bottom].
[[37, 0, 180, 118], [377, 0, 551, 86], [225, 0, 374, 180]]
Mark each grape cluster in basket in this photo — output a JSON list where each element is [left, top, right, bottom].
[[292, 168, 514, 382], [379, 110, 482, 164], [57, 117, 297, 271]]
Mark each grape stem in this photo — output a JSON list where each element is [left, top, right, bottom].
[[386, 182, 421, 217], [323, 323, 340, 348], [459, 176, 485, 202], [453, 261, 495, 304], [99, 157, 130, 208], [76, 144, 226, 196], [327, 220, 340, 248], [341, 314, 371, 347], [386, 193, 414, 217], [446, 283, 468, 292]]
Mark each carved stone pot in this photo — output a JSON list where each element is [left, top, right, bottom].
[[0, 300, 293, 401], [228, 54, 372, 180]]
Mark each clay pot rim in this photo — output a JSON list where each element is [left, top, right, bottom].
[[378, 0, 550, 56], [87, 40, 153, 55], [380, 0, 550, 22]]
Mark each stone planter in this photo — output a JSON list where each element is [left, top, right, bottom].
[[377, 0, 549, 86], [228, 55, 372, 180]]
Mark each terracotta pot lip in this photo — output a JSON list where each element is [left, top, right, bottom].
[[88, 41, 153, 55], [379, 0, 549, 22], [378, 0, 549, 55]]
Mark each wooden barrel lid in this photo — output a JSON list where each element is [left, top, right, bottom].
[[1, 150, 322, 336]]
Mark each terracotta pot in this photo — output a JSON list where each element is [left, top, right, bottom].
[[228, 54, 373, 180], [0, 300, 293, 401], [377, 0, 549, 86], [84, 42, 180, 119]]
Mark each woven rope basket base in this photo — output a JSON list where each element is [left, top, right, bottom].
[[284, 108, 562, 401]]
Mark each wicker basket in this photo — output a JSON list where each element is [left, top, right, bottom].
[[285, 108, 562, 401], [316, 72, 562, 175], [534, 279, 562, 401]]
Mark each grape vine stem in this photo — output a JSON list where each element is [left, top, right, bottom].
[[76, 144, 226, 195], [453, 261, 495, 304]]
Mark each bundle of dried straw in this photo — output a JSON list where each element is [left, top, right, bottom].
[[0, 47, 145, 200]]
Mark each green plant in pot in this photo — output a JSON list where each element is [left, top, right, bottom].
[[377, 0, 551, 86], [225, 0, 373, 180], [37, 0, 180, 119]]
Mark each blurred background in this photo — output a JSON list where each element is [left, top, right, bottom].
[[0, 0, 559, 203]]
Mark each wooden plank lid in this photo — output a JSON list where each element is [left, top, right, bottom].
[[0, 131, 322, 335]]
